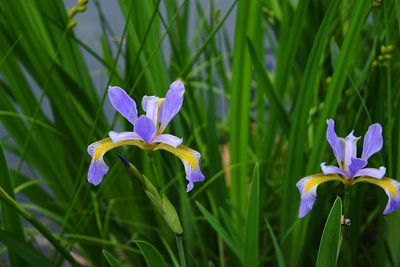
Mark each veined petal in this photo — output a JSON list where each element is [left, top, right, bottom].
[[151, 134, 183, 148], [153, 143, 205, 192], [88, 158, 109, 185], [142, 96, 163, 124], [87, 137, 146, 185], [108, 86, 138, 125], [320, 162, 348, 177], [159, 80, 185, 132], [109, 131, 142, 143], [134, 115, 156, 143], [348, 158, 367, 178], [326, 119, 345, 166], [354, 166, 386, 179], [361, 123, 383, 161], [355, 177, 400, 214], [296, 174, 342, 218], [341, 131, 360, 168]]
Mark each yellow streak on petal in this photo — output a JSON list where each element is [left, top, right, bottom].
[[153, 143, 197, 169], [356, 177, 398, 197], [92, 138, 145, 160], [303, 175, 343, 193]]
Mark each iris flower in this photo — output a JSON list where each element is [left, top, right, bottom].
[[87, 80, 205, 192], [297, 119, 400, 218]]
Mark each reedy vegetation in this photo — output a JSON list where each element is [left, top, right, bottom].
[[0, 0, 400, 266]]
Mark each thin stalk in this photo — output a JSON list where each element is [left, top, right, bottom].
[[176, 234, 187, 267], [343, 184, 352, 219]]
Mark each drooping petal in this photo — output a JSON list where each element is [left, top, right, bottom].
[[151, 134, 183, 148], [87, 137, 146, 185], [326, 119, 345, 166], [88, 158, 109, 185], [108, 86, 138, 125], [153, 143, 205, 192], [361, 123, 383, 161], [159, 80, 185, 132], [320, 162, 348, 177], [109, 131, 142, 143], [142, 96, 162, 124], [348, 158, 367, 178], [354, 166, 386, 179], [134, 115, 156, 143], [296, 174, 342, 218], [341, 131, 360, 168], [355, 177, 400, 214]]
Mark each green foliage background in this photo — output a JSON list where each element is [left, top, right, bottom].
[[0, 0, 400, 266]]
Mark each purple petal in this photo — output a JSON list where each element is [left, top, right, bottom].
[[357, 177, 400, 215], [361, 123, 383, 161], [88, 158, 109, 186], [154, 144, 205, 192], [320, 162, 348, 177], [142, 96, 161, 124], [342, 131, 360, 168], [296, 174, 341, 218], [348, 158, 367, 178], [354, 166, 386, 179], [326, 119, 345, 165], [151, 134, 183, 147], [108, 86, 138, 125], [159, 80, 185, 131], [134, 115, 156, 143], [109, 131, 142, 143]]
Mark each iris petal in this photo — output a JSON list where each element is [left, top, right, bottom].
[[109, 131, 142, 143], [320, 162, 348, 177], [88, 158, 109, 185], [354, 166, 386, 179], [342, 131, 359, 168], [151, 134, 183, 148], [108, 86, 138, 125], [326, 119, 345, 166], [348, 158, 367, 178], [134, 115, 156, 143], [154, 143, 205, 192], [141, 96, 162, 125], [361, 123, 383, 161], [296, 174, 342, 218], [159, 80, 185, 132], [355, 177, 400, 214]]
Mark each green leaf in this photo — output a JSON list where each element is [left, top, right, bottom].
[[265, 217, 286, 267], [243, 165, 260, 267], [102, 249, 124, 267], [316, 197, 343, 267], [0, 230, 56, 267], [133, 240, 168, 267]]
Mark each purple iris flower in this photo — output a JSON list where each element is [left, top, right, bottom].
[[87, 80, 205, 192], [297, 119, 400, 218]]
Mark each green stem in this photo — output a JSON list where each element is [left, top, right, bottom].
[[343, 184, 352, 220], [176, 235, 187, 267]]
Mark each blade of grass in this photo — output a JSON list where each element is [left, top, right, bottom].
[[316, 197, 342, 267], [134, 240, 168, 267], [265, 217, 286, 267]]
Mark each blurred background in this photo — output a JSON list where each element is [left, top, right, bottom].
[[0, 0, 400, 266]]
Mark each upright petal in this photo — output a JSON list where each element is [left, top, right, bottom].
[[296, 174, 342, 218], [109, 131, 142, 143], [326, 119, 345, 166], [355, 177, 400, 214], [151, 134, 183, 148], [159, 80, 185, 132], [341, 131, 360, 168], [88, 158, 109, 185], [134, 115, 156, 143], [108, 86, 138, 125], [142, 96, 162, 125], [361, 123, 383, 161], [354, 166, 386, 179], [348, 158, 367, 178], [154, 143, 205, 192]]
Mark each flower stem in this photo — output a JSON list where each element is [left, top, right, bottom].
[[343, 184, 352, 220], [176, 234, 187, 267]]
